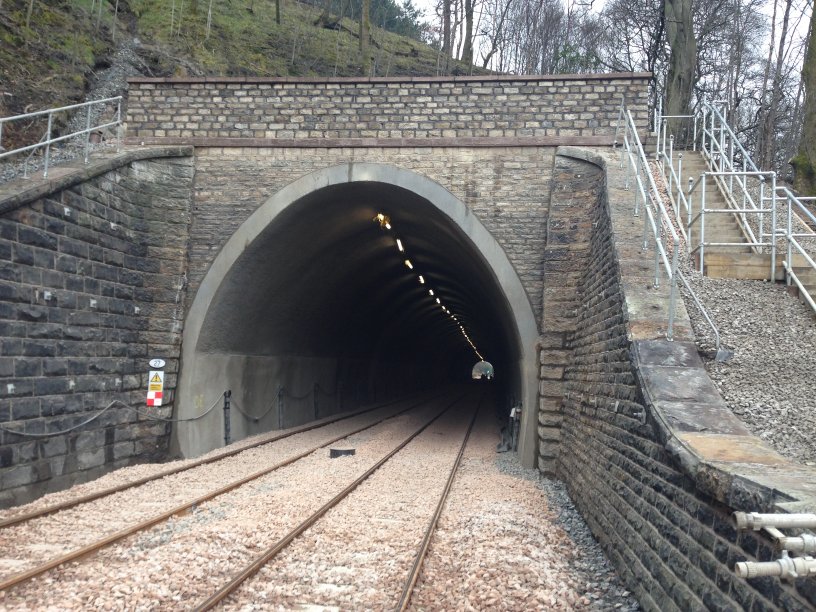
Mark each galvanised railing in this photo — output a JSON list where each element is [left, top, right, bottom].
[[0, 96, 122, 179], [614, 98, 680, 341], [656, 100, 816, 315]]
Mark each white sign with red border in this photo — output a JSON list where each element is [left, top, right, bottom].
[[147, 370, 165, 407]]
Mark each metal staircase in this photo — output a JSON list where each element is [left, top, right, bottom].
[[655, 102, 816, 314]]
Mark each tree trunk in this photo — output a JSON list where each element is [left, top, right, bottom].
[[462, 0, 474, 65], [25, 0, 34, 28], [794, 5, 816, 195], [442, 0, 452, 59], [664, 0, 696, 141], [360, 0, 370, 75], [276, 0, 281, 24], [758, 0, 792, 170]]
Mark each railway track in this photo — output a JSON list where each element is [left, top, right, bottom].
[[0, 388, 613, 610], [0, 392, 419, 530], [197, 393, 481, 611], [0, 390, 452, 594]]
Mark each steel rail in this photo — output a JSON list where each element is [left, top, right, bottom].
[[0, 393, 445, 593], [193, 393, 468, 611], [396, 395, 482, 611], [0, 393, 424, 530]]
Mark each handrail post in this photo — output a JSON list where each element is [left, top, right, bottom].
[[677, 153, 683, 218], [759, 178, 766, 248], [277, 384, 284, 429], [661, 116, 667, 164], [693, 113, 698, 151], [223, 390, 232, 447], [687, 176, 694, 230], [653, 229, 661, 287], [84, 105, 92, 164], [116, 99, 122, 153], [43, 112, 53, 178], [668, 135, 674, 195], [642, 208, 650, 250], [719, 111, 725, 173], [655, 105, 662, 160], [700, 176, 707, 273], [787, 191, 793, 286], [614, 95, 624, 148], [771, 173, 777, 280]]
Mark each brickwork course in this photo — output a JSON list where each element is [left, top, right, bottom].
[[126, 73, 649, 145]]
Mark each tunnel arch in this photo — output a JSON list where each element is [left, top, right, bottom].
[[173, 163, 540, 467]]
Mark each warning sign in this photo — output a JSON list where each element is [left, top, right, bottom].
[[146, 370, 165, 407]]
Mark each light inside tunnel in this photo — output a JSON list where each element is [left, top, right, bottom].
[[372, 213, 487, 363]]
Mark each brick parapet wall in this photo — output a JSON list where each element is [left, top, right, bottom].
[[125, 74, 649, 145], [551, 147, 815, 610], [0, 148, 193, 507]]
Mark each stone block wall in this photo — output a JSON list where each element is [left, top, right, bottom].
[[538, 154, 603, 473], [125, 74, 649, 145], [552, 148, 815, 610], [0, 149, 193, 507]]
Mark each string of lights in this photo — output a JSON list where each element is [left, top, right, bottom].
[[373, 213, 485, 362]]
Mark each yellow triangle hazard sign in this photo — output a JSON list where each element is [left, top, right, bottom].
[[150, 373, 163, 383]]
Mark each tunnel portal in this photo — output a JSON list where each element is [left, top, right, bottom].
[[174, 164, 539, 464]]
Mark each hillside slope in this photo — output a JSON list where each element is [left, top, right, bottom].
[[0, 0, 482, 146]]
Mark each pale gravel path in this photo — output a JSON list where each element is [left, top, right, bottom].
[[681, 271, 816, 465], [650, 162, 816, 465]]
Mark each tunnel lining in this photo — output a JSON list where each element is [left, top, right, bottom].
[[174, 162, 540, 466]]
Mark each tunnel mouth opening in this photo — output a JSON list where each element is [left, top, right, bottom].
[[176, 164, 539, 465], [197, 180, 518, 402]]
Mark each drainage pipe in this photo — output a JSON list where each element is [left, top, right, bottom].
[[735, 552, 816, 580], [734, 512, 816, 531]]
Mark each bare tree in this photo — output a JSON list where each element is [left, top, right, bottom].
[[757, 0, 794, 169], [664, 0, 697, 137], [794, 2, 816, 193]]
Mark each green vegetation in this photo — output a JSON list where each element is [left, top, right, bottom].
[[127, 0, 462, 78]]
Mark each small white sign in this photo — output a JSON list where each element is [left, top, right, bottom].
[[149, 358, 166, 369], [147, 370, 165, 407]]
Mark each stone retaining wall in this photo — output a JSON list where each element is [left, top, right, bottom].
[[0, 149, 193, 507], [551, 148, 815, 610], [125, 74, 649, 146]]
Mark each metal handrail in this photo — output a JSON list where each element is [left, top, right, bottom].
[[657, 102, 778, 276], [616, 97, 680, 341], [657, 98, 816, 314], [0, 96, 123, 179], [778, 186, 816, 313]]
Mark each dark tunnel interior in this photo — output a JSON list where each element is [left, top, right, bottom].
[[196, 181, 522, 409]]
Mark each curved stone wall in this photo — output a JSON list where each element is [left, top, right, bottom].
[[549, 147, 816, 610]]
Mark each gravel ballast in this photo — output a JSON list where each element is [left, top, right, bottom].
[[0, 393, 638, 610]]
